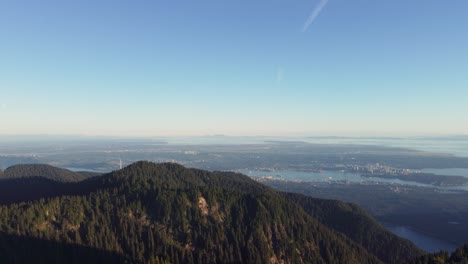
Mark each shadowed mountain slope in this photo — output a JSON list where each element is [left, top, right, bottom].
[[0, 164, 99, 182], [0, 162, 424, 263]]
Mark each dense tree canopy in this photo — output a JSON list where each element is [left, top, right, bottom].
[[0, 164, 99, 182], [0, 162, 430, 263]]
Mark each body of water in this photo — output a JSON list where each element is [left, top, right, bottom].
[[66, 167, 106, 173], [242, 166, 464, 253], [383, 223, 457, 253], [303, 137, 468, 157], [239, 169, 468, 191], [163, 136, 468, 157], [238, 169, 435, 188], [421, 168, 468, 178]]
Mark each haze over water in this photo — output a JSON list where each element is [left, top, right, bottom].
[[302, 137, 468, 157]]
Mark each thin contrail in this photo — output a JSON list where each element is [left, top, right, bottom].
[[302, 0, 329, 32]]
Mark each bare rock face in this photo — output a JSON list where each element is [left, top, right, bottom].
[[198, 196, 209, 216]]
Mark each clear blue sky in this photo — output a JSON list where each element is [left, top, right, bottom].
[[0, 0, 467, 136]]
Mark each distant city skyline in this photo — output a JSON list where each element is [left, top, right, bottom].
[[1, 0, 467, 136]]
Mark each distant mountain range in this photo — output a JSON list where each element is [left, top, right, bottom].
[[0, 162, 465, 263], [0, 164, 100, 182]]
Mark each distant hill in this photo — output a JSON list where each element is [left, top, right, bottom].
[[0, 162, 425, 263], [0, 164, 100, 182], [0, 177, 102, 205]]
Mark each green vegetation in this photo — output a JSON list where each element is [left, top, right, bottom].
[[284, 193, 425, 263], [0, 161, 430, 263], [0, 232, 126, 264], [408, 244, 468, 264], [264, 179, 468, 246], [0, 164, 99, 182]]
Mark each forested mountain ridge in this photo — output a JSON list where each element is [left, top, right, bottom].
[[284, 193, 424, 263], [0, 162, 423, 263], [408, 244, 468, 264], [0, 164, 99, 182]]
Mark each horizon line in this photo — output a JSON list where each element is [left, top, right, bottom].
[[0, 133, 467, 139]]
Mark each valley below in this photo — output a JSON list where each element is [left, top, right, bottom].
[[1, 137, 468, 262]]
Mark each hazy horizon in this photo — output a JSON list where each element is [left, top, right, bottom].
[[1, 133, 468, 139], [2, 2, 468, 261]]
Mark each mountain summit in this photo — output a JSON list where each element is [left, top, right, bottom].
[[0, 162, 423, 263]]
